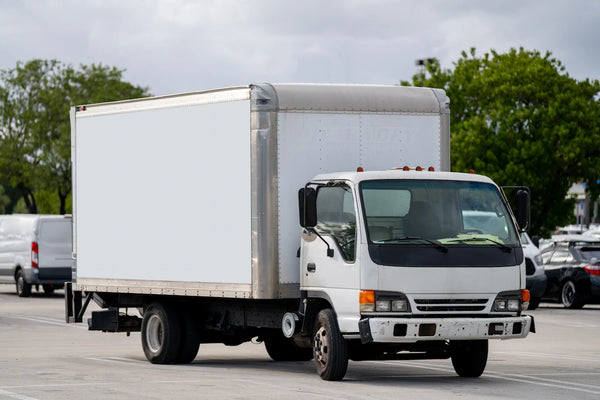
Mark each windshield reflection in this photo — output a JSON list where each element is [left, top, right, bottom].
[[360, 180, 519, 247]]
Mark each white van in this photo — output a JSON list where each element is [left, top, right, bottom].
[[0, 214, 72, 297]]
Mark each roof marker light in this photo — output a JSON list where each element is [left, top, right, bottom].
[[357, 167, 364, 172], [469, 169, 475, 174], [416, 166, 423, 171], [428, 166, 435, 171], [403, 166, 410, 171]]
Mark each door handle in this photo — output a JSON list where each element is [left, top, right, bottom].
[[307, 262, 316, 272]]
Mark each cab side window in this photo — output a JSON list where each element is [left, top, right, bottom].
[[315, 185, 356, 262]]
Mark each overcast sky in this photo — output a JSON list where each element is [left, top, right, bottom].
[[1, 0, 599, 96]]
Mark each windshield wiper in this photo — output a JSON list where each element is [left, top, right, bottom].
[[376, 236, 448, 253], [445, 236, 512, 252]]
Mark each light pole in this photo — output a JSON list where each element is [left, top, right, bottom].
[[415, 58, 435, 76]]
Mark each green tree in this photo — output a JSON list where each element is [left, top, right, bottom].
[[0, 60, 150, 214], [0, 185, 10, 213], [402, 48, 600, 237]]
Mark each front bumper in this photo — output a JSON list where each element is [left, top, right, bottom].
[[359, 315, 534, 344]]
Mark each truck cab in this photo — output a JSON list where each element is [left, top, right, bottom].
[[298, 169, 533, 380]]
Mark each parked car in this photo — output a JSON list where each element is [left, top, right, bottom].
[[462, 211, 544, 310], [0, 214, 72, 297], [583, 228, 600, 239], [538, 233, 597, 251], [540, 236, 600, 308], [521, 232, 546, 309], [554, 225, 586, 235]]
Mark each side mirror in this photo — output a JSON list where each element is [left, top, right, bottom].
[[516, 189, 530, 232], [298, 187, 317, 228]]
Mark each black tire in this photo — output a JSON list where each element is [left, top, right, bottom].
[[528, 297, 540, 310], [561, 280, 585, 309], [312, 309, 348, 381], [16, 270, 32, 297], [141, 302, 182, 364], [450, 340, 488, 378], [175, 310, 200, 364], [264, 331, 313, 361], [42, 284, 55, 295]]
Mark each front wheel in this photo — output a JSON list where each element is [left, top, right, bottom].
[[16, 270, 32, 297], [450, 340, 488, 378], [141, 302, 182, 364], [312, 309, 348, 381], [561, 280, 585, 309]]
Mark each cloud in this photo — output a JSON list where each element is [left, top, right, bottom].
[[1, 0, 598, 95]]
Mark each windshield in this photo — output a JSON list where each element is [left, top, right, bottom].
[[360, 180, 520, 247], [578, 247, 600, 262]]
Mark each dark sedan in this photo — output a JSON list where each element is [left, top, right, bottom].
[[541, 238, 600, 308]]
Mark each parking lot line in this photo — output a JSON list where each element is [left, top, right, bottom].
[[0, 389, 40, 400], [373, 360, 600, 396]]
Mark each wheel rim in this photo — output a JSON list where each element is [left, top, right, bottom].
[[146, 314, 164, 354], [314, 325, 329, 368], [562, 281, 575, 307]]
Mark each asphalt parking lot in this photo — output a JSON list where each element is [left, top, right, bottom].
[[1, 283, 599, 400]]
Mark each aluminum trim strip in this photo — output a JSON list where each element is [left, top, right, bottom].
[[76, 87, 250, 118], [75, 278, 252, 298]]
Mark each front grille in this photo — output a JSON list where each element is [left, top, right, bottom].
[[414, 298, 488, 312], [525, 258, 535, 275]]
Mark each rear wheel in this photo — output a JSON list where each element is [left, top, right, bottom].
[[312, 309, 348, 381], [264, 331, 313, 361], [42, 284, 55, 295], [141, 302, 182, 364], [561, 280, 585, 309], [174, 310, 200, 364], [16, 270, 31, 297], [450, 340, 488, 378]]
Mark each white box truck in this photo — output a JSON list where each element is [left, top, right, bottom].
[[65, 83, 534, 381]]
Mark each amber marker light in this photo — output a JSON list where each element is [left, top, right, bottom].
[[359, 290, 375, 312]]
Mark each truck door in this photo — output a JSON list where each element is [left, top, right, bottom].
[[301, 183, 360, 294]]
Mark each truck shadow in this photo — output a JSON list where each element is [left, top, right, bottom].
[[182, 358, 498, 387]]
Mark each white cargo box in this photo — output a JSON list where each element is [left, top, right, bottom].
[[71, 83, 450, 299]]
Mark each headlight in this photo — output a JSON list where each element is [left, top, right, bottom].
[[507, 299, 520, 311], [392, 300, 408, 312], [493, 290, 522, 312], [494, 300, 507, 311], [360, 291, 411, 313], [376, 300, 391, 312]]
